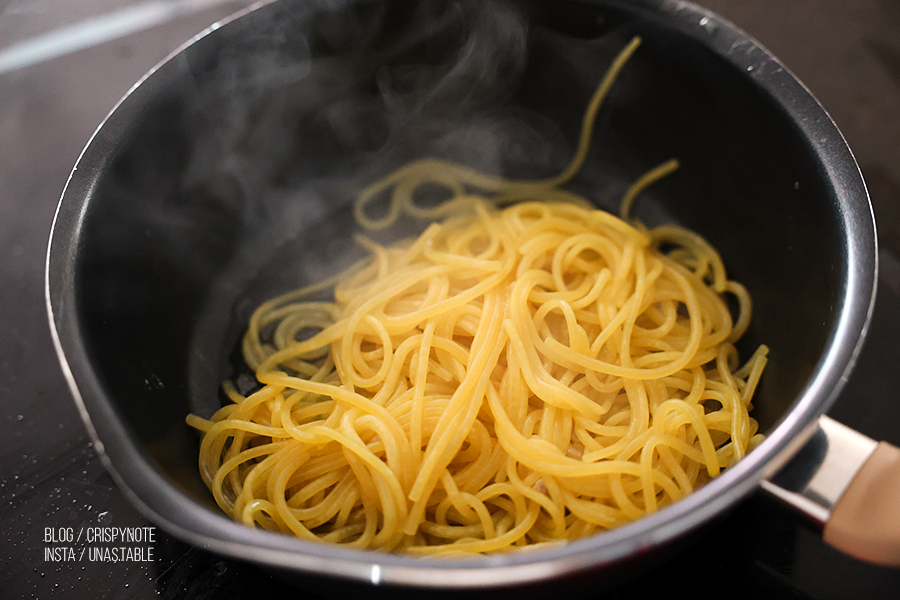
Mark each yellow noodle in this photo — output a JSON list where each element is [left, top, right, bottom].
[[188, 35, 767, 554]]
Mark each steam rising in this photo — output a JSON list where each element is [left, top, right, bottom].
[[124, 0, 640, 412]]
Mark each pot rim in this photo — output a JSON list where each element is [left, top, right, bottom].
[[44, 0, 877, 589]]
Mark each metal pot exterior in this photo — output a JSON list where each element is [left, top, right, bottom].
[[46, 0, 877, 591]]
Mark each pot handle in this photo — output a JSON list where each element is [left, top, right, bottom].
[[760, 415, 900, 567]]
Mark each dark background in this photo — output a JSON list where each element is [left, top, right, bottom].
[[1, 1, 899, 598]]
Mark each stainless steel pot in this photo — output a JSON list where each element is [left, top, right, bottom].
[[45, 0, 899, 594]]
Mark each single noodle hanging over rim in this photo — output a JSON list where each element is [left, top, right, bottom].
[[186, 36, 768, 556]]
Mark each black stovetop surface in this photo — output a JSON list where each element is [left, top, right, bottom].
[[1, 1, 899, 598]]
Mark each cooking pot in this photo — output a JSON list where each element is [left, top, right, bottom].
[[45, 0, 899, 594]]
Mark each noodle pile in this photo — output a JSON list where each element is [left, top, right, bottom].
[[186, 36, 767, 556]]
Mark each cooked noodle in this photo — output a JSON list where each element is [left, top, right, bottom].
[[186, 36, 767, 555]]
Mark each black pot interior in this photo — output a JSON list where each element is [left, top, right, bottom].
[[71, 0, 844, 511]]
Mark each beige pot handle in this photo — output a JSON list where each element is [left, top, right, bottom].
[[761, 416, 900, 567], [823, 441, 900, 566]]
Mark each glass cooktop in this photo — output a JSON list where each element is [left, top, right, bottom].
[[1, 1, 899, 597]]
